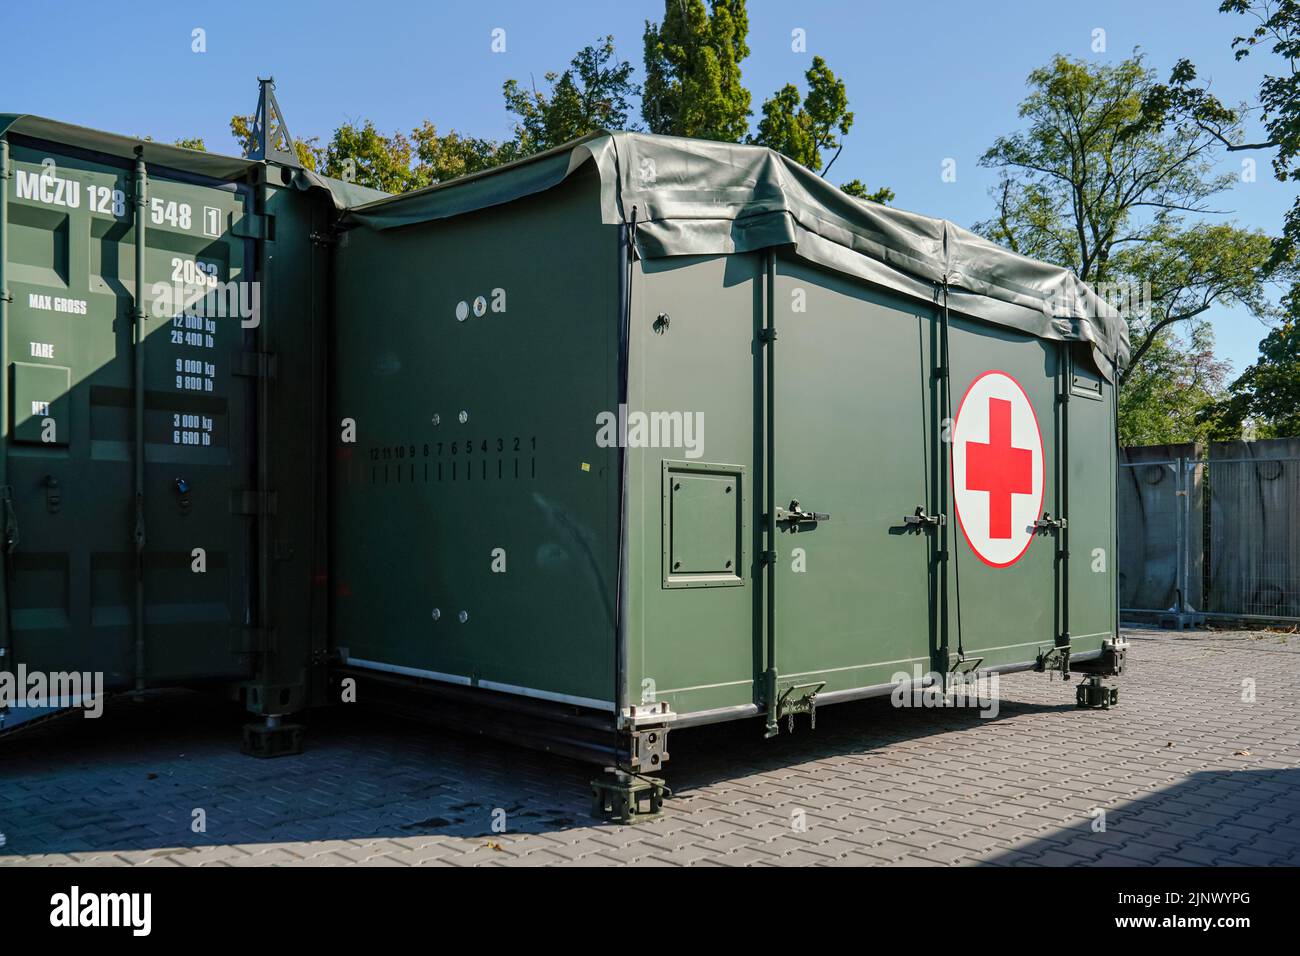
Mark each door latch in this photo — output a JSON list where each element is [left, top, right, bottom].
[[1033, 511, 1066, 533], [904, 506, 945, 527], [775, 499, 830, 524]]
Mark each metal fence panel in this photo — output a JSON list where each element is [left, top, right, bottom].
[[1207, 442, 1300, 620], [1120, 439, 1300, 624]]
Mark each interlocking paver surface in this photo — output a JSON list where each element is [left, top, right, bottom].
[[2, 628, 1298, 866]]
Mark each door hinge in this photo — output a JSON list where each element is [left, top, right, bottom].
[[231, 490, 278, 516], [760, 549, 778, 565], [758, 328, 778, 344], [232, 351, 277, 380]]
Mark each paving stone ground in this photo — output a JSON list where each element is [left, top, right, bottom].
[[1, 627, 1298, 867]]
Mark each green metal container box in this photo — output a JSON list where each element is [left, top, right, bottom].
[[0, 98, 377, 736], [329, 133, 1130, 769]]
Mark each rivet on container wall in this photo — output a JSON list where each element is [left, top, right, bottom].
[[458, 410, 468, 424], [458, 610, 469, 623], [431, 608, 441, 621], [432, 413, 441, 426]]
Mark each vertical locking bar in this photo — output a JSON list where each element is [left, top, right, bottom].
[[0, 137, 12, 663], [762, 249, 779, 737], [132, 150, 148, 692], [1058, 346, 1070, 648]]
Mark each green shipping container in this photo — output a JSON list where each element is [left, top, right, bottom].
[[0, 94, 381, 741], [329, 132, 1131, 773]]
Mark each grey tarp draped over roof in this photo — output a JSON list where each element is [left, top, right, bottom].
[[344, 130, 1129, 381], [0, 114, 386, 210]]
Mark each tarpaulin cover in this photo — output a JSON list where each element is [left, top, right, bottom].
[[345, 130, 1129, 379], [0, 114, 385, 210]]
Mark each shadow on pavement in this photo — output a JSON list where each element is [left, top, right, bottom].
[[0, 679, 1078, 858]]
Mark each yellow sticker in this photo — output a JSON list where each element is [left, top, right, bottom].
[[580, 462, 591, 472]]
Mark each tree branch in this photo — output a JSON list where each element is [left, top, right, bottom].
[[1123, 303, 1212, 380]]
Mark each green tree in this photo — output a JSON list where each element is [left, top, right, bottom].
[[1147, 2, 1300, 437], [503, 36, 638, 153], [1201, 294, 1300, 437], [1112, 223, 1283, 373], [642, 0, 751, 141], [1155, 2, 1299, 262], [839, 179, 895, 204], [1119, 320, 1232, 444], [976, 55, 1283, 388], [174, 137, 207, 151], [411, 122, 518, 184], [318, 121, 419, 192], [751, 56, 853, 173]]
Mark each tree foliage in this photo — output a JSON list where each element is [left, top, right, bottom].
[[1150, 2, 1300, 437], [751, 56, 854, 174], [1201, 294, 1300, 437], [503, 36, 638, 153], [221, 7, 886, 201], [1119, 320, 1232, 444], [840, 179, 895, 204], [976, 54, 1285, 394], [642, 0, 751, 142], [1155, 3, 1300, 262]]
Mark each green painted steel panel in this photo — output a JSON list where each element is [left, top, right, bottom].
[[1065, 352, 1119, 654], [1, 137, 257, 686], [12, 362, 70, 444], [0, 129, 329, 714], [328, 148, 1120, 731], [329, 166, 621, 708], [624, 254, 762, 716], [770, 258, 936, 694], [941, 317, 1060, 670]]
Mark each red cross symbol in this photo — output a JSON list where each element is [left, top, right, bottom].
[[965, 398, 1033, 539]]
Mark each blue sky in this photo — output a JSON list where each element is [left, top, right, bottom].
[[2, 0, 1290, 374]]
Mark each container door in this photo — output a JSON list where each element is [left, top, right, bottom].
[[1063, 350, 1117, 656], [768, 256, 937, 703], [2, 138, 257, 689], [943, 319, 1063, 670]]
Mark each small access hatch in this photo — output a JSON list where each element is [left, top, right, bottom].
[[662, 460, 746, 588]]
